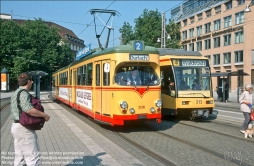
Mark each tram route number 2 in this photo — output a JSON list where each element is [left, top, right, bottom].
[[196, 100, 202, 104]]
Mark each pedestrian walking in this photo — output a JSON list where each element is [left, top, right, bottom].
[[239, 84, 254, 134], [10, 72, 50, 166]]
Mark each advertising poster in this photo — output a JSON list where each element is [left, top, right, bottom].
[[1, 74, 7, 91], [59, 87, 69, 100], [76, 89, 92, 110]]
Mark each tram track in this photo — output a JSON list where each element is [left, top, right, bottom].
[[175, 120, 254, 143], [109, 130, 177, 166], [144, 124, 252, 166], [110, 122, 252, 166]]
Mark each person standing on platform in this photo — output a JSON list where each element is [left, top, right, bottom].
[[224, 81, 229, 102], [239, 84, 254, 134], [10, 72, 50, 166]]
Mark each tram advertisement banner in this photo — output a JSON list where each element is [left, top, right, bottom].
[[76, 89, 92, 110], [59, 87, 69, 100]]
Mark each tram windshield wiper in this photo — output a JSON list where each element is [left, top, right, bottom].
[[185, 93, 209, 98], [146, 82, 151, 91]]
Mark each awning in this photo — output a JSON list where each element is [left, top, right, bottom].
[[211, 71, 249, 77]]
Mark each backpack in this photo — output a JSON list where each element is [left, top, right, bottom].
[[17, 89, 45, 130]]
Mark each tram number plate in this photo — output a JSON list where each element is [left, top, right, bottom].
[[138, 115, 147, 119]]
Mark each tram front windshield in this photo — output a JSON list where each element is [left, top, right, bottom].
[[115, 64, 159, 86], [173, 59, 211, 97]]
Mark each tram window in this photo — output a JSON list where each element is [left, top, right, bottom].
[[86, 63, 93, 85], [103, 63, 110, 86], [60, 72, 67, 85], [77, 66, 82, 85], [115, 68, 127, 85], [59, 75, 60, 85], [59, 74, 61, 85], [74, 70, 77, 86], [82, 65, 86, 85], [96, 64, 100, 86], [65, 72, 68, 85], [70, 70, 72, 85]]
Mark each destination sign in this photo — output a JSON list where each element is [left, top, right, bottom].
[[181, 60, 207, 66], [129, 54, 149, 61]]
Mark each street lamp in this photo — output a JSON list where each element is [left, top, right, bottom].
[[244, 1, 252, 12], [157, 34, 171, 43]]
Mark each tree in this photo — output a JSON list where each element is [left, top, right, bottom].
[[0, 19, 73, 86], [0, 20, 22, 71], [119, 9, 181, 48], [166, 19, 181, 49], [119, 22, 135, 45], [133, 9, 161, 47]]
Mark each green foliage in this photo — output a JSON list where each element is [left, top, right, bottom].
[[166, 19, 181, 49], [119, 9, 181, 48], [133, 9, 161, 47], [119, 22, 135, 45], [0, 19, 73, 83]]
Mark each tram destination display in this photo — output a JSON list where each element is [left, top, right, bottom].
[[129, 54, 149, 61], [173, 59, 207, 67]]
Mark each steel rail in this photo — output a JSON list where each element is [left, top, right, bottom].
[[146, 127, 252, 166], [110, 130, 177, 166]]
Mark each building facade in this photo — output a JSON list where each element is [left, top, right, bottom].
[[171, 0, 254, 92]]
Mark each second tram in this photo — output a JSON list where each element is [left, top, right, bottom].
[[52, 41, 162, 126], [158, 49, 214, 119]]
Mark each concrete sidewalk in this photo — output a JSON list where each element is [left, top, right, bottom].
[[1, 93, 145, 165]]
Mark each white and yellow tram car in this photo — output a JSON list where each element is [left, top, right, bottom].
[[52, 41, 162, 126], [158, 49, 214, 119]]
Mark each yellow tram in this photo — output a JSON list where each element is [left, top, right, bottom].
[[52, 41, 162, 126], [158, 49, 214, 119]]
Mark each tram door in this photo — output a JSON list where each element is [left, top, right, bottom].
[[95, 61, 112, 121]]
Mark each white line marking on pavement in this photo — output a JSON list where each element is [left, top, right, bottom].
[[215, 109, 243, 115], [217, 114, 244, 120]]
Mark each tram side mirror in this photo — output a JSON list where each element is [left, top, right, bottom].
[[104, 63, 110, 73]]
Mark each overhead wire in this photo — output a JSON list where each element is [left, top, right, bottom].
[[11, 14, 120, 28]]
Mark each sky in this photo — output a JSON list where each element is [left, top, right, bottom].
[[1, 0, 183, 48]]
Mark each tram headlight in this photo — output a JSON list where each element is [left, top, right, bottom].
[[182, 101, 190, 105], [155, 100, 162, 107], [150, 107, 155, 113], [206, 100, 213, 104], [129, 108, 135, 114], [120, 101, 128, 109]]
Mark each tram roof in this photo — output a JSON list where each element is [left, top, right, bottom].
[[157, 48, 202, 56], [53, 42, 159, 74]]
